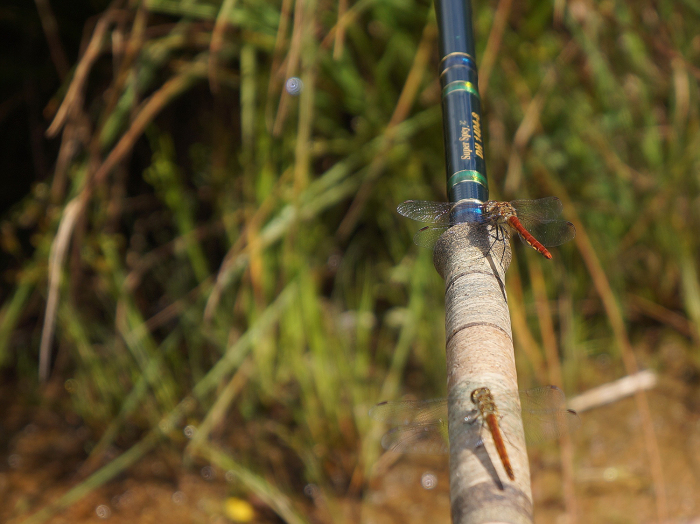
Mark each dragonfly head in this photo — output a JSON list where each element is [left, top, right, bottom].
[[470, 387, 490, 404], [483, 201, 517, 222]]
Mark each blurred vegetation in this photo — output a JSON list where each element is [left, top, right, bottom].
[[0, 0, 699, 522]]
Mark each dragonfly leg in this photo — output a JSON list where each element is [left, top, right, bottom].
[[483, 225, 508, 270], [462, 409, 480, 425], [485, 226, 499, 256]]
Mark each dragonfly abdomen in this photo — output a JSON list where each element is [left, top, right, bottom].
[[506, 216, 552, 259], [484, 413, 515, 481]]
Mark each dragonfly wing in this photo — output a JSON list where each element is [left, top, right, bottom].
[[510, 197, 575, 247], [518, 386, 581, 444], [519, 386, 568, 408], [369, 399, 448, 425], [397, 200, 454, 224], [520, 220, 576, 247], [510, 197, 564, 221], [522, 408, 581, 443], [413, 226, 450, 249], [380, 422, 449, 454]]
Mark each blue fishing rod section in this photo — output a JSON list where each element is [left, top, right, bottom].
[[434, 0, 488, 217]]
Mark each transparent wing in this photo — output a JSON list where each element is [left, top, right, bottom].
[[522, 408, 581, 443], [371, 399, 449, 454], [510, 197, 565, 222], [369, 398, 448, 425], [510, 197, 576, 248], [397, 200, 454, 224], [412, 226, 450, 249], [371, 386, 580, 454], [472, 386, 581, 443], [520, 220, 576, 247], [399, 198, 570, 227], [398, 200, 489, 226], [518, 386, 581, 443], [380, 422, 450, 454], [371, 399, 485, 454]]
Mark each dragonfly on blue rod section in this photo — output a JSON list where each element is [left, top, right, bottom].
[[397, 197, 576, 259]]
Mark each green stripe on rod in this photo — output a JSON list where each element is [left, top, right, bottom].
[[448, 170, 487, 189], [442, 81, 480, 99]]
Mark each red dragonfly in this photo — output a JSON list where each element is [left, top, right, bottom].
[[369, 386, 579, 481], [397, 197, 575, 259]]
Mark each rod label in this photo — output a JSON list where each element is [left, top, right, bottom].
[[459, 121, 473, 160], [472, 112, 484, 159]]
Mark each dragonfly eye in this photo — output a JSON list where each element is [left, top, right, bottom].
[[470, 388, 482, 403]]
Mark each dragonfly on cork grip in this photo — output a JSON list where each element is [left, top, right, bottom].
[[369, 386, 580, 482], [397, 197, 576, 259]]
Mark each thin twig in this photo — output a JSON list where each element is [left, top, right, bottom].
[[272, 0, 305, 136], [333, 0, 349, 59], [478, 0, 512, 96], [264, 0, 293, 131], [208, 0, 239, 92], [568, 370, 658, 413], [34, 0, 70, 79], [39, 197, 85, 380], [47, 5, 120, 137], [185, 357, 253, 454], [92, 56, 209, 185], [292, 1, 317, 194]]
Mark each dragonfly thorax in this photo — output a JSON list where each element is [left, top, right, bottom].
[[471, 387, 499, 416], [483, 201, 517, 224]]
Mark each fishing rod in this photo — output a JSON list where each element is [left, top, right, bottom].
[[429, 2, 537, 523], [435, 0, 488, 206]]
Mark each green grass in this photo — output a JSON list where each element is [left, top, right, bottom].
[[1, 0, 699, 522]]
